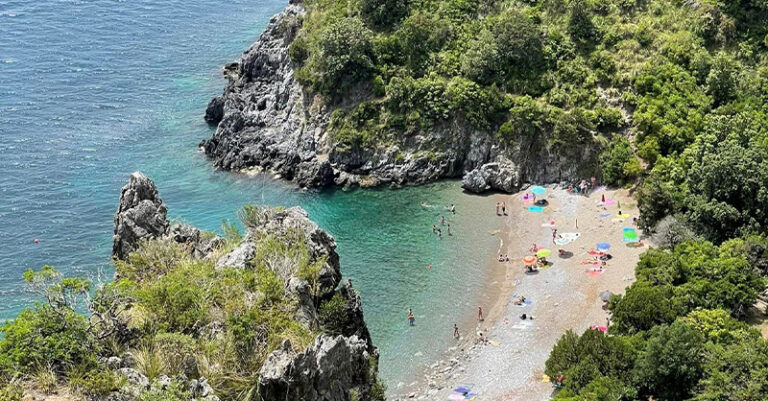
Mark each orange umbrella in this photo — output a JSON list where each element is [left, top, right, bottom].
[[523, 256, 537, 265]]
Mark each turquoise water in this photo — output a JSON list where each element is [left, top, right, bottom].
[[0, 0, 501, 385]]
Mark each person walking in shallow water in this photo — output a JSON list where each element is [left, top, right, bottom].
[[408, 308, 415, 326], [440, 215, 445, 225], [478, 306, 484, 322], [453, 324, 460, 339]]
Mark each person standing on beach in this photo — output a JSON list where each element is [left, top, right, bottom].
[[453, 324, 460, 339], [408, 308, 415, 326], [495, 202, 500, 216], [501, 202, 506, 215], [478, 306, 484, 322], [552, 229, 558, 244]]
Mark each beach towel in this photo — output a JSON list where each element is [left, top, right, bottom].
[[617, 213, 630, 219], [453, 386, 472, 394], [561, 232, 581, 239], [599, 213, 611, 218], [603, 200, 616, 206], [465, 394, 478, 400], [528, 206, 544, 212], [488, 340, 500, 347], [587, 269, 606, 276], [622, 228, 636, 233], [448, 394, 465, 401], [622, 237, 640, 243]]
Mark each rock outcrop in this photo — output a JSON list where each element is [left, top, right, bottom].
[[201, 3, 601, 193], [258, 335, 375, 401], [112, 172, 170, 260], [109, 173, 380, 401], [112, 172, 223, 260]]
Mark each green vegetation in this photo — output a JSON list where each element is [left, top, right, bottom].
[[292, 0, 768, 245], [0, 205, 383, 400], [545, 233, 768, 399]]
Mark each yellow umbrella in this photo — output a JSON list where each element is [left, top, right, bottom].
[[536, 249, 551, 258]]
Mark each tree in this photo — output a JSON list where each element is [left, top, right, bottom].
[[360, 0, 409, 28], [302, 17, 375, 97], [633, 321, 706, 401], [694, 338, 768, 401], [599, 136, 640, 186], [706, 54, 738, 106], [610, 282, 679, 334], [568, 0, 598, 44]]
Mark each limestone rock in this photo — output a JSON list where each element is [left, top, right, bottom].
[[258, 335, 375, 401], [462, 162, 520, 193], [112, 172, 169, 260]]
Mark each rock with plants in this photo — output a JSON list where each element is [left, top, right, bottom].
[[0, 173, 383, 401]]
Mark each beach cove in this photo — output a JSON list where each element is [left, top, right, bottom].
[[393, 187, 650, 400]]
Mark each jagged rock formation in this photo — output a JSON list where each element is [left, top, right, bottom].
[[108, 172, 379, 401], [258, 335, 375, 401], [200, 3, 600, 193], [112, 172, 223, 260], [112, 172, 170, 260]]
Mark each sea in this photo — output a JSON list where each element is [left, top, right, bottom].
[[0, 0, 501, 387]]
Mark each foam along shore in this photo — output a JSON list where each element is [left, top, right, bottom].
[[392, 186, 649, 401]]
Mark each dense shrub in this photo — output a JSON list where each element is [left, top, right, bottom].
[[599, 136, 640, 186]]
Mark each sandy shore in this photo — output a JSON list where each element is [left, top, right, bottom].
[[392, 186, 649, 401]]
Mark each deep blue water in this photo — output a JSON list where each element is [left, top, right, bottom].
[[0, 0, 501, 385]]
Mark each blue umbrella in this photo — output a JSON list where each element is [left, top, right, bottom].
[[596, 242, 611, 251], [531, 186, 547, 195]]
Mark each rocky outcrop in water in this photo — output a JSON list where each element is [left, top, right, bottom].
[[112, 172, 170, 260], [108, 173, 380, 401], [201, 3, 600, 193]]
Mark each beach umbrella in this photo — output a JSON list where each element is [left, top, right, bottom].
[[522, 256, 537, 265], [536, 249, 551, 258], [596, 242, 611, 251], [531, 186, 547, 195]]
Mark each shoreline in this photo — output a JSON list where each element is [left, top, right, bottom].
[[392, 186, 650, 400]]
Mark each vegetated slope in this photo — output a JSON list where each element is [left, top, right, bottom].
[[0, 173, 385, 401], [204, 0, 768, 196]]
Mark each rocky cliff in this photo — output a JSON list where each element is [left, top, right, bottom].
[[200, 2, 599, 193], [109, 172, 380, 401]]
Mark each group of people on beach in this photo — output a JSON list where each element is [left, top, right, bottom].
[[567, 177, 597, 196]]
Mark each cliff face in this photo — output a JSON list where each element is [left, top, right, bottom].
[[201, 3, 598, 193], [110, 172, 380, 401]]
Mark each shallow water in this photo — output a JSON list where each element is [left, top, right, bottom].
[[0, 0, 501, 385]]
